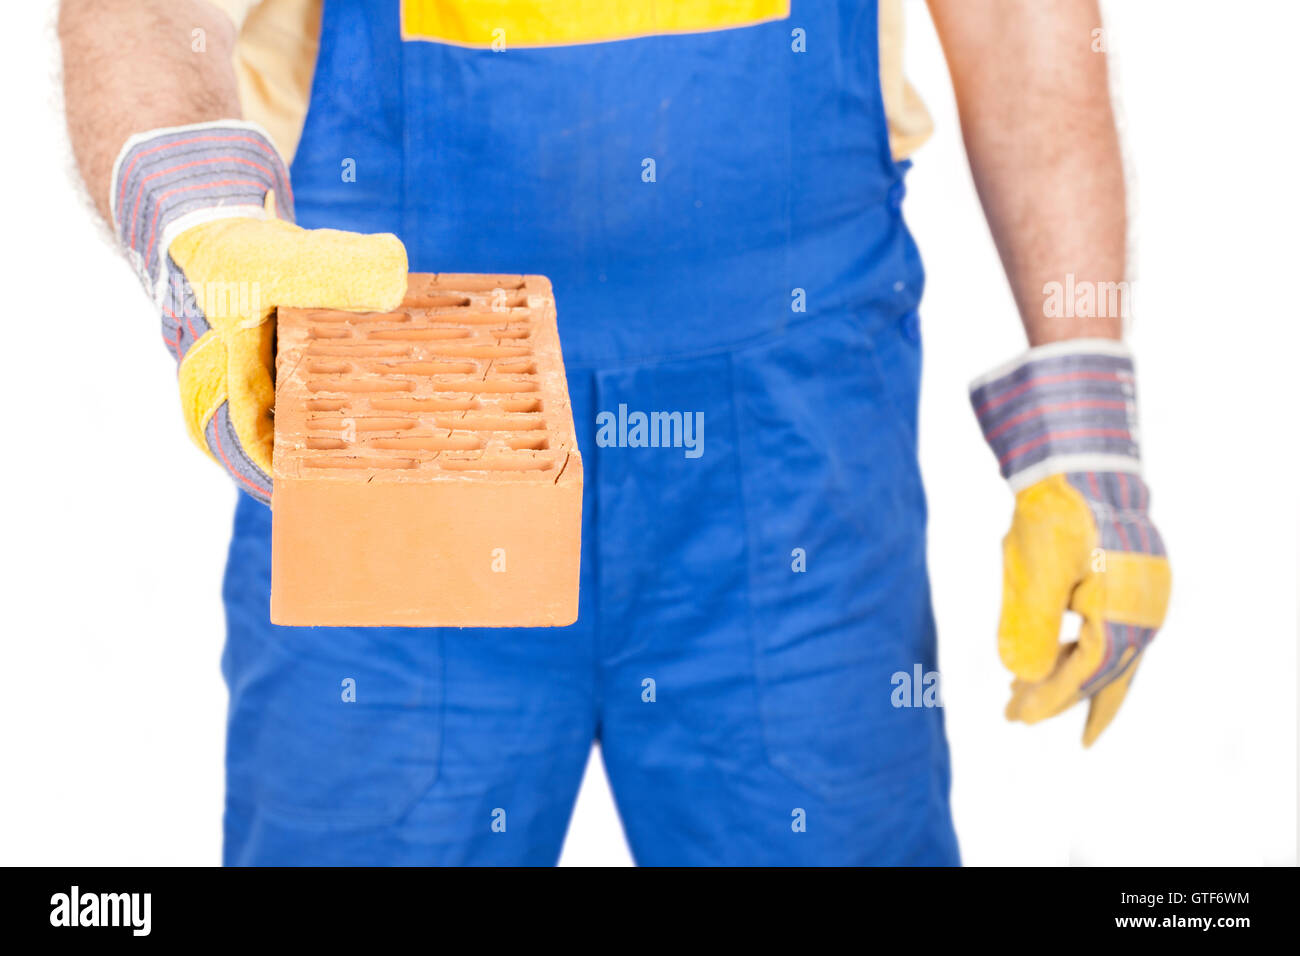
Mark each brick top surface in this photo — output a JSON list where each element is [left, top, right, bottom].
[[274, 274, 580, 485]]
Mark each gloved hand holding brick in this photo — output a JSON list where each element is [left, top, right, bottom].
[[111, 120, 408, 503]]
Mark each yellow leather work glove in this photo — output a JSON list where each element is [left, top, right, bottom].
[[970, 339, 1172, 745], [111, 121, 407, 502]]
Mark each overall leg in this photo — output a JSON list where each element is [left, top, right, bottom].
[[594, 314, 960, 865]]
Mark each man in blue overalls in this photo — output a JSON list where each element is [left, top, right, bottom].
[[62, 0, 1170, 864]]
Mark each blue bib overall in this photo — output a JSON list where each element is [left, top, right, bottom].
[[221, 0, 959, 865]]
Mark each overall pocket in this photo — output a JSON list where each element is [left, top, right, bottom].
[[733, 311, 938, 797]]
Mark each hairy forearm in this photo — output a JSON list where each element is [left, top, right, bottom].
[[60, 0, 240, 223], [927, 0, 1126, 344]]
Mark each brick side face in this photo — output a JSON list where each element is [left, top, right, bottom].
[[270, 274, 583, 627]]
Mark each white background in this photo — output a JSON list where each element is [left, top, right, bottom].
[[1, 0, 1295, 866]]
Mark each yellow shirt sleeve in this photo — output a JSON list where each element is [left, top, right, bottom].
[[204, 0, 322, 165], [879, 0, 934, 161], [204, 0, 263, 30]]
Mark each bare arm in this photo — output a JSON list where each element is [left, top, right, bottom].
[[926, 0, 1125, 344], [60, 0, 241, 223]]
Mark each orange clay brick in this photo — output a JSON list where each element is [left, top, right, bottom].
[[270, 274, 582, 627]]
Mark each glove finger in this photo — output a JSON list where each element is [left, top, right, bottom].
[[1005, 643, 1070, 722], [263, 221, 408, 313], [203, 398, 273, 503], [1082, 648, 1143, 747], [1005, 660, 1084, 725], [177, 330, 229, 461], [170, 218, 409, 321], [997, 529, 1072, 682], [1004, 602, 1112, 724], [225, 317, 277, 479], [997, 477, 1094, 681], [176, 318, 275, 502]]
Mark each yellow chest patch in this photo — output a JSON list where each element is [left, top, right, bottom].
[[402, 0, 790, 48]]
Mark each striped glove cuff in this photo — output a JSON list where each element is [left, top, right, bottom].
[[969, 338, 1141, 492], [109, 120, 294, 306]]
